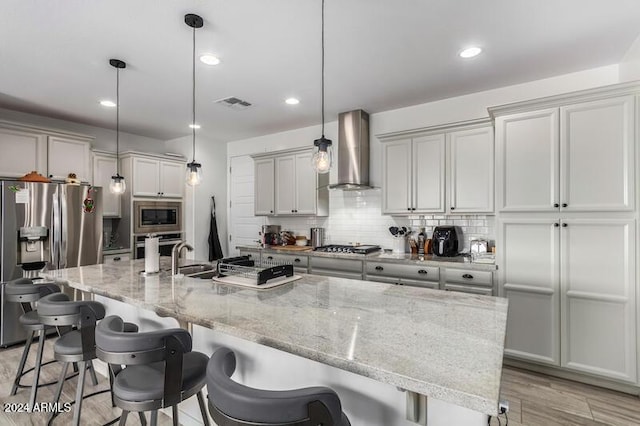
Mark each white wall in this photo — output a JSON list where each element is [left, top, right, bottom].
[[226, 65, 620, 250], [165, 135, 228, 261], [620, 34, 640, 82]]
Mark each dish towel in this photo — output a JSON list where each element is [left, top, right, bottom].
[[208, 196, 224, 261]]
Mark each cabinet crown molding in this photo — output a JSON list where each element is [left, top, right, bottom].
[[0, 119, 93, 142], [376, 118, 492, 142], [250, 146, 313, 159], [488, 80, 640, 118], [120, 151, 186, 163]]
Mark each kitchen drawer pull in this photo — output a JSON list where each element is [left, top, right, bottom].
[[450, 206, 455, 210], [113, 257, 121, 261], [294, 258, 301, 263], [554, 223, 559, 227], [554, 203, 559, 208], [562, 203, 568, 207], [267, 256, 273, 260], [417, 269, 428, 274], [562, 223, 568, 227], [462, 273, 474, 280], [407, 208, 411, 211], [375, 266, 384, 271]]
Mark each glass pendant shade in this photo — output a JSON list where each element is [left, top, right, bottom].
[[186, 161, 202, 186], [312, 137, 333, 174], [109, 174, 126, 194]]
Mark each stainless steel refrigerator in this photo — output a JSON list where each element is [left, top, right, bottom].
[[0, 181, 103, 346]]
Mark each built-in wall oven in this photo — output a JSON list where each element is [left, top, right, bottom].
[[133, 201, 182, 234]]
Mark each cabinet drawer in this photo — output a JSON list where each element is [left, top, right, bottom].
[[443, 268, 492, 287], [239, 250, 260, 262], [444, 283, 493, 296], [263, 253, 308, 269], [103, 253, 131, 264], [366, 262, 439, 282], [311, 257, 363, 274]]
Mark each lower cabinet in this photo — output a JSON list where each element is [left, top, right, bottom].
[[365, 262, 439, 289], [500, 218, 637, 383], [262, 252, 309, 274], [443, 267, 494, 295]]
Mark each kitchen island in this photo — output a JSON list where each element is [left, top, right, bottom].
[[42, 259, 508, 426]]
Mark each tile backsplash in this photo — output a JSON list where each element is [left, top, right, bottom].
[[267, 189, 494, 252]]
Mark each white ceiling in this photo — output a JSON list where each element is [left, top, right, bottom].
[[1, 0, 639, 142]]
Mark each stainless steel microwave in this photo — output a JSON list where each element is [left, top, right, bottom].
[[133, 201, 182, 234]]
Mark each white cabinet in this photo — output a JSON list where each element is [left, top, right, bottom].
[[124, 154, 184, 198], [380, 120, 492, 215], [495, 95, 634, 212], [47, 136, 92, 182], [254, 158, 275, 215], [0, 126, 47, 178], [252, 148, 328, 217], [92, 152, 121, 217], [499, 218, 636, 382]]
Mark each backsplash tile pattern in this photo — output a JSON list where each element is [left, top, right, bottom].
[[267, 189, 494, 252]]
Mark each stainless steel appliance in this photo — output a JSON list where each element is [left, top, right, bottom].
[[310, 227, 325, 248], [329, 110, 373, 190], [260, 225, 281, 247], [0, 181, 103, 346], [133, 200, 182, 234], [314, 245, 381, 255], [432, 226, 462, 257]]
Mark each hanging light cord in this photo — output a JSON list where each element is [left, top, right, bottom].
[[321, 0, 325, 138], [116, 66, 120, 175], [191, 23, 196, 163]]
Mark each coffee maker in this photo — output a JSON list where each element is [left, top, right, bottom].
[[260, 225, 281, 247], [431, 226, 462, 257]]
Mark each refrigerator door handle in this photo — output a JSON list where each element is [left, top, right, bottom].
[[51, 191, 60, 268], [59, 189, 67, 269]]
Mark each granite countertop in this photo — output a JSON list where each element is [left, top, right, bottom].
[[41, 258, 507, 415], [237, 245, 498, 271]]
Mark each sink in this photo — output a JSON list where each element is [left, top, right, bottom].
[[178, 263, 215, 275], [186, 270, 218, 280]]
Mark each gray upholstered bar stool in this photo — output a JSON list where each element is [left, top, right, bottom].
[[5, 277, 61, 410], [206, 347, 351, 426], [37, 292, 106, 426], [95, 315, 211, 426]]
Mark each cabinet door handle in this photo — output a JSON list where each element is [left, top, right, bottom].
[[270, 210, 273, 214], [562, 223, 568, 227], [562, 203, 568, 207], [554, 203, 559, 208], [554, 223, 560, 227], [294, 258, 301, 263], [407, 208, 411, 211], [462, 273, 474, 280], [418, 269, 428, 274], [450, 206, 455, 210], [267, 256, 273, 260], [113, 257, 121, 261], [375, 266, 384, 271]]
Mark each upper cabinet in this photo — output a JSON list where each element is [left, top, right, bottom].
[[493, 93, 635, 212], [0, 121, 92, 181], [379, 120, 493, 215], [121, 153, 185, 199], [252, 148, 328, 216], [92, 151, 120, 217]]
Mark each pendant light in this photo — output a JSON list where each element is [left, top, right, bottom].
[[311, 0, 332, 174], [185, 13, 203, 186], [109, 59, 127, 194]]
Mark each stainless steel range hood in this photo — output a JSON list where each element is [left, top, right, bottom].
[[329, 109, 373, 190]]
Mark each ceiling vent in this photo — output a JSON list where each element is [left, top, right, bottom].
[[215, 96, 252, 110]]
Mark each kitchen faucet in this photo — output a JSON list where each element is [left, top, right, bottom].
[[171, 241, 194, 275]]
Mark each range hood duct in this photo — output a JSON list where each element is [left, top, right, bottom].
[[329, 109, 373, 190]]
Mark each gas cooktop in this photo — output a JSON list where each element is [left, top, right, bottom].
[[314, 245, 381, 255]]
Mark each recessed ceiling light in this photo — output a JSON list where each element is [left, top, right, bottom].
[[189, 124, 201, 129], [285, 98, 300, 105], [459, 47, 482, 58], [100, 100, 116, 107], [199, 54, 220, 65]]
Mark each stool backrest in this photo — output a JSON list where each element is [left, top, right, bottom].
[[206, 347, 343, 426], [95, 315, 194, 407], [4, 278, 60, 306], [37, 293, 105, 327]]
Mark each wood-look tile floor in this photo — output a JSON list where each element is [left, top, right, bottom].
[[2, 339, 640, 425]]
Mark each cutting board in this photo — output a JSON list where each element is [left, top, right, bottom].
[[213, 274, 302, 290], [266, 245, 313, 252]]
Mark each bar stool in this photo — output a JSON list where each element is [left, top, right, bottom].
[[37, 292, 106, 426], [95, 315, 211, 426], [5, 277, 61, 410], [206, 347, 351, 426]]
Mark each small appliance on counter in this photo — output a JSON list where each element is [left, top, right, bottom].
[[310, 227, 325, 248], [431, 226, 463, 257], [260, 225, 281, 246]]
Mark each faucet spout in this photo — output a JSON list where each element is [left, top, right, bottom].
[[171, 241, 194, 275]]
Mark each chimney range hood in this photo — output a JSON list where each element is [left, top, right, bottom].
[[329, 109, 373, 190]]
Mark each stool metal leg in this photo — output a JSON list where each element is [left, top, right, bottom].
[[196, 390, 211, 426], [150, 410, 158, 426], [10, 330, 34, 396], [48, 362, 69, 425], [118, 410, 129, 426], [171, 405, 179, 426], [72, 360, 87, 426], [138, 412, 147, 426], [29, 328, 46, 411], [87, 360, 99, 386]]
